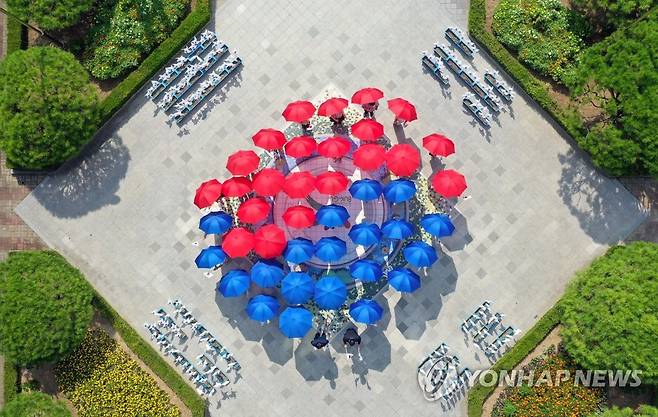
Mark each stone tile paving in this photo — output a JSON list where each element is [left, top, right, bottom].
[[16, 0, 648, 416]]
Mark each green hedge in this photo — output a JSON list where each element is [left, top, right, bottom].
[[5, 16, 27, 55], [2, 359, 19, 405]]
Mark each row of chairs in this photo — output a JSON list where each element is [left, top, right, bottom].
[[445, 27, 479, 57], [484, 70, 514, 102], [421, 51, 450, 85], [417, 342, 472, 405], [463, 93, 493, 127], [462, 300, 520, 357]]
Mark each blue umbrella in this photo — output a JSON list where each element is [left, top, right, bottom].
[[349, 179, 383, 201], [348, 222, 382, 246], [281, 272, 315, 305], [349, 299, 383, 324], [420, 213, 455, 238], [383, 179, 417, 203], [246, 295, 279, 322], [314, 237, 347, 262], [316, 204, 349, 228], [403, 240, 438, 267], [314, 275, 347, 310], [349, 259, 383, 282], [279, 306, 313, 338], [195, 246, 227, 269], [388, 267, 421, 293], [283, 237, 315, 264], [251, 260, 285, 288], [199, 211, 233, 234], [381, 218, 415, 240], [217, 269, 250, 297]]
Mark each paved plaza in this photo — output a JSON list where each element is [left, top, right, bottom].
[[16, 0, 647, 416]]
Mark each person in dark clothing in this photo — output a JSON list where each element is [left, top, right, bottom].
[[311, 331, 329, 350]]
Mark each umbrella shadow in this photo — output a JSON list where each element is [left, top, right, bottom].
[[439, 208, 472, 252], [293, 338, 339, 388]]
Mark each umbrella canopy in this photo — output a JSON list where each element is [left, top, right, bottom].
[[279, 306, 313, 338], [381, 218, 415, 240], [315, 171, 349, 195], [349, 299, 383, 324], [251, 259, 285, 288], [349, 179, 383, 201], [195, 246, 227, 269], [349, 259, 382, 282], [314, 237, 347, 262], [284, 135, 316, 158], [217, 269, 250, 297], [388, 267, 421, 293], [351, 87, 384, 104], [237, 197, 270, 224], [246, 294, 279, 322], [317, 136, 352, 159], [281, 272, 314, 305], [403, 240, 438, 267], [420, 213, 455, 238], [252, 168, 285, 196], [317, 97, 348, 116], [314, 276, 347, 310], [432, 169, 467, 198], [386, 144, 420, 177], [283, 205, 316, 229], [422, 133, 455, 157], [252, 128, 286, 150], [283, 237, 315, 264], [283, 171, 315, 198], [387, 98, 417, 122], [348, 222, 382, 246], [316, 204, 349, 228], [222, 177, 252, 198], [199, 211, 232, 234], [194, 179, 222, 209], [254, 224, 286, 258], [351, 119, 384, 142], [226, 150, 260, 176], [282, 100, 315, 123], [383, 178, 417, 203], [353, 144, 386, 171], [222, 227, 254, 258]]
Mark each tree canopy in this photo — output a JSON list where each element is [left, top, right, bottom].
[[570, 0, 656, 33], [590, 406, 658, 417], [0, 392, 72, 417], [0, 251, 93, 366], [0, 47, 99, 169], [6, 0, 94, 31], [561, 242, 658, 383]]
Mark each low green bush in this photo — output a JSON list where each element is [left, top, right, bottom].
[[0, 392, 71, 417], [3, 360, 19, 404], [6, 0, 93, 31], [6, 15, 26, 54]]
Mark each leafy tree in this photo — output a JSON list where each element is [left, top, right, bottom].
[[0, 392, 72, 417], [570, 0, 656, 33], [561, 242, 658, 383], [0, 251, 93, 366], [0, 47, 99, 169], [591, 406, 658, 417], [6, 0, 94, 31]]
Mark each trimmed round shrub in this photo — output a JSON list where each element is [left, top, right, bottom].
[[0, 392, 72, 417], [591, 406, 658, 417], [6, 0, 94, 30]]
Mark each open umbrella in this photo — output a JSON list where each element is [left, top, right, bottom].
[[351, 87, 384, 104], [283, 205, 316, 229], [349, 259, 382, 282], [314, 276, 347, 310], [316, 204, 349, 228], [199, 211, 232, 234], [386, 144, 420, 177], [282, 100, 315, 123], [254, 224, 286, 258], [387, 98, 417, 122], [195, 246, 227, 269], [252, 168, 285, 196], [351, 119, 384, 142], [281, 272, 314, 305], [353, 144, 386, 171], [217, 269, 250, 297], [237, 197, 270, 224], [279, 306, 313, 338], [317, 97, 348, 116], [251, 259, 285, 288], [222, 227, 254, 258], [226, 150, 260, 176], [222, 177, 252, 198], [317, 136, 352, 159], [422, 133, 455, 157], [314, 237, 347, 262], [194, 179, 222, 208], [349, 299, 383, 324], [283, 171, 315, 198], [246, 295, 279, 322], [381, 218, 415, 240], [420, 213, 455, 238], [348, 222, 382, 246], [349, 179, 383, 201], [315, 171, 349, 195], [432, 169, 467, 198], [383, 178, 417, 203], [388, 267, 421, 293], [283, 237, 315, 264], [403, 240, 438, 267], [284, 135, 316, 158], [252, 128, 286, 150]]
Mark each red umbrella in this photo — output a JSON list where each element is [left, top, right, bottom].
[[353, 144, 386, 171], [194, 179, 222, 208], [284, 135, 317, 158], [387, 98, 417, 122], [283, 171, 315, 198], [252, 168, 285, 196], [351, 119, 384, 142], [237, 197, 270, 224], [351, 87, 384, 104], [222, 177, 252, 198], [222, 227, 254, 258], [432, 169, 467, 198], [226, 150, 260, 176], [315, 171, 349, 195], [422, 134, 455, 157], [317, 136, 352, 159], [386, 144, 420, 177], [282, 100, 316, 123], [252, 128, 286, 150], [283, 205, 316, 229], [254, 224, 286, 258], [317, 97, 349, 116]]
